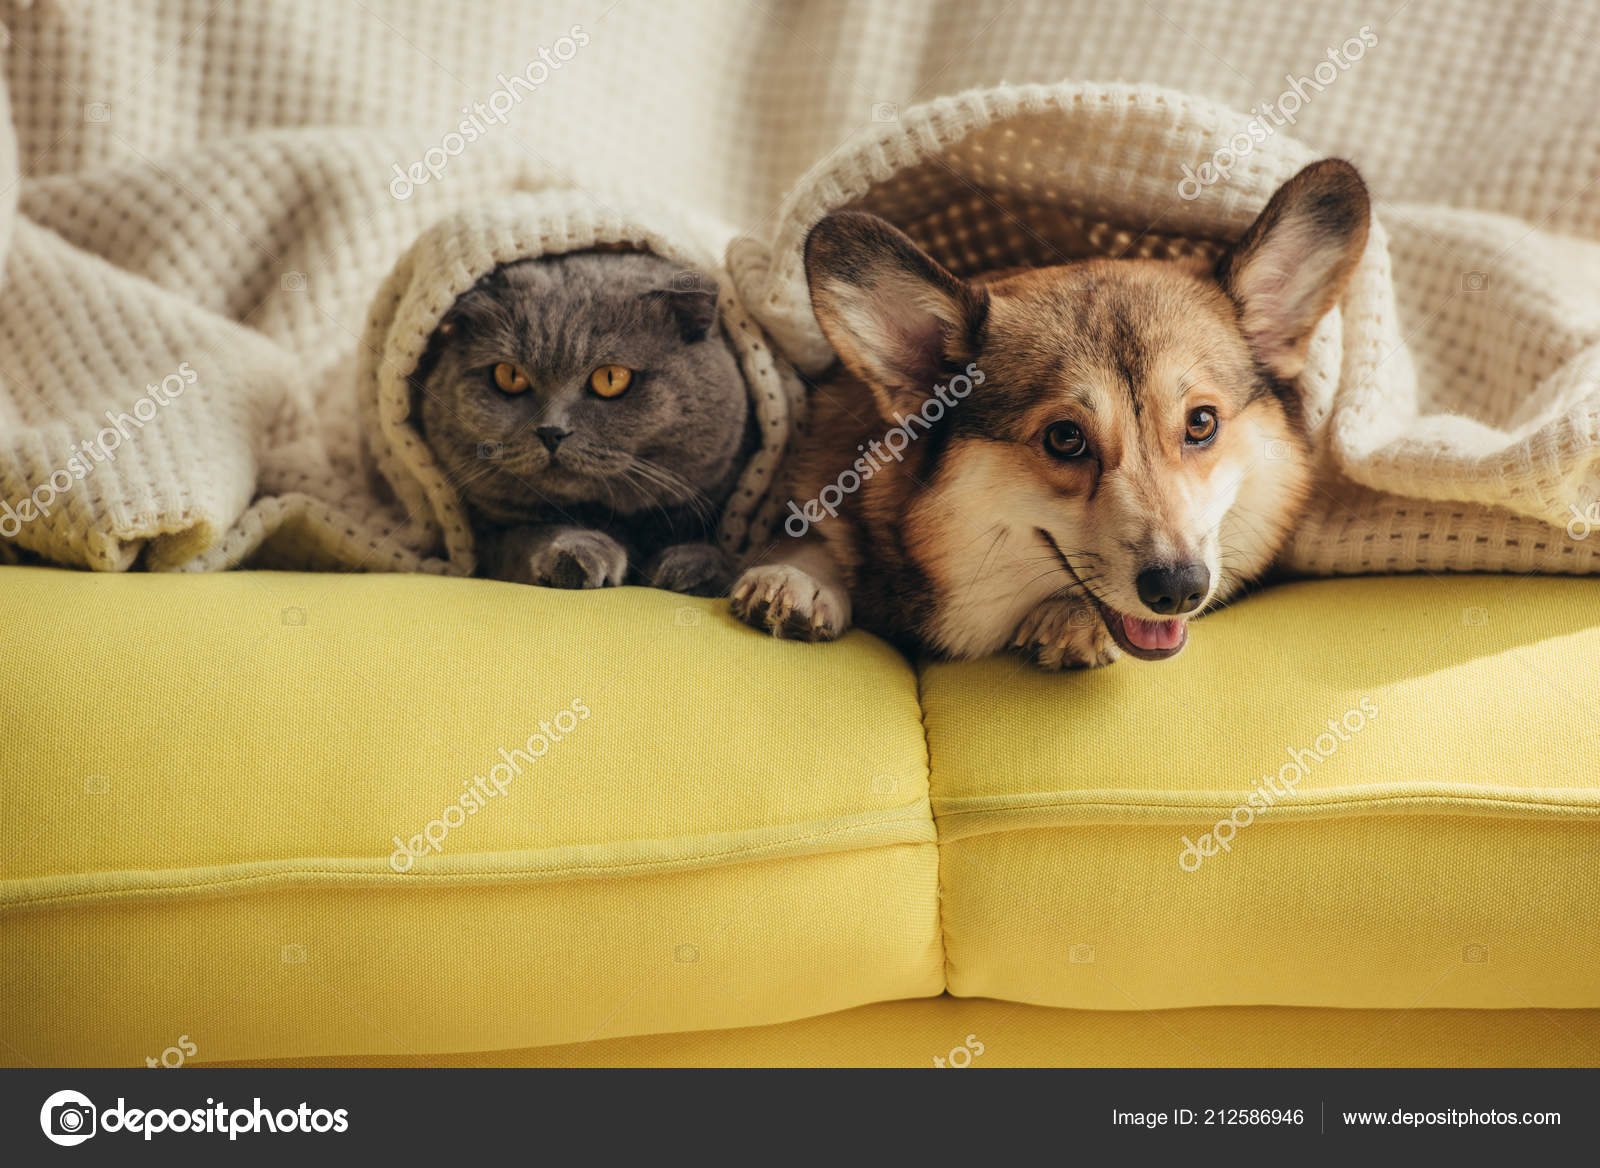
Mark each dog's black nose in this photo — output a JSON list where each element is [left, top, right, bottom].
[[535, 426, 570, 453], [1136, 563, 1210, 615]]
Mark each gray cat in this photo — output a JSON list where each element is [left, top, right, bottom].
[[414, 252, 754, 595]]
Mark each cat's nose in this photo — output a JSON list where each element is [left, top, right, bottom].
[[535, 426, 570, 453]]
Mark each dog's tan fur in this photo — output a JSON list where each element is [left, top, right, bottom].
[[733, 160, 1370, 666]]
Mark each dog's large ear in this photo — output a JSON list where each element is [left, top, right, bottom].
[[805, 211, 988, 420], [1215, 159, 1370, 382]]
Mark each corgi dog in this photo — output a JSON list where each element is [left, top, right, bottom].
[[731, 159, 1370, 667]]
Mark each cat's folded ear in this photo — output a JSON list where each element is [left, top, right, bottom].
[[435, 273, 511, 344], [1215, 158, 1370, 382], [805, 211, 987, 421], [641, 274, 720, 343]]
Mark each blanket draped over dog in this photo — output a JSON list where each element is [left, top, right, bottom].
[[0, 0, 1596, 577]]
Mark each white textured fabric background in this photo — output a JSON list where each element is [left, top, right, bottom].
[[0, 0, 1596, 576]]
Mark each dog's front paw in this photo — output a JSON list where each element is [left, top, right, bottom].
[[1011, 597, 1120, 670], [528, 528, 628, 589], [647, 543, 733, 597], [729, 564, 850, 642]]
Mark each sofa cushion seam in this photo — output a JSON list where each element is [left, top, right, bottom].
[[917, 663, 950, 995], [1, 811, 938, 911], [933, 790, 1600, 819]]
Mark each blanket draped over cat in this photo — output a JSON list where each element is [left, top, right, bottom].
[[359, 192, 797, 577]]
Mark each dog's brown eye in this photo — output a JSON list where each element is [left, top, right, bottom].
[[492, 363, 529, 394], [1186, 407, 1219, 445], [589, 364, 633, 398], [1044, 421, 1089, 460]]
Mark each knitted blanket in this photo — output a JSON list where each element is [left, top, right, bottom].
[[0, 0, 1596, 578]]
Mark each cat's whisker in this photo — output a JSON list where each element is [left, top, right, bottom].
[[624, 455, 716, 528]]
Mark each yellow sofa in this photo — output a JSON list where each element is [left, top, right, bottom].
[[3, 566, 1597, 1067]]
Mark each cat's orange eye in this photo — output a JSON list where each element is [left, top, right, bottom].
[[493, 363, 529, 394], [589, 365, 633, 398]]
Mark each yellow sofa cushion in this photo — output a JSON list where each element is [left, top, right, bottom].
[[224, 999, 1600, 1068], [0, 568, 942, 1064], [6, 567, 1599, 1066], [924, 575, 1600, 1011]]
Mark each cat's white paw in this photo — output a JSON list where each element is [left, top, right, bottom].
[[1011, 596, 1120, 670], [529, 529, 628, 589], [730, 564, 849, 642]]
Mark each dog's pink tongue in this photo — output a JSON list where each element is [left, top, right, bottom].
[[1122, 615, 1185, 652]]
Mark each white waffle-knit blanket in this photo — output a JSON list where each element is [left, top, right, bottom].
[[0, 0, 1596, 577]]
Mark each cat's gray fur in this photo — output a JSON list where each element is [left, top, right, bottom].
[[414, 251, 754, 595]]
